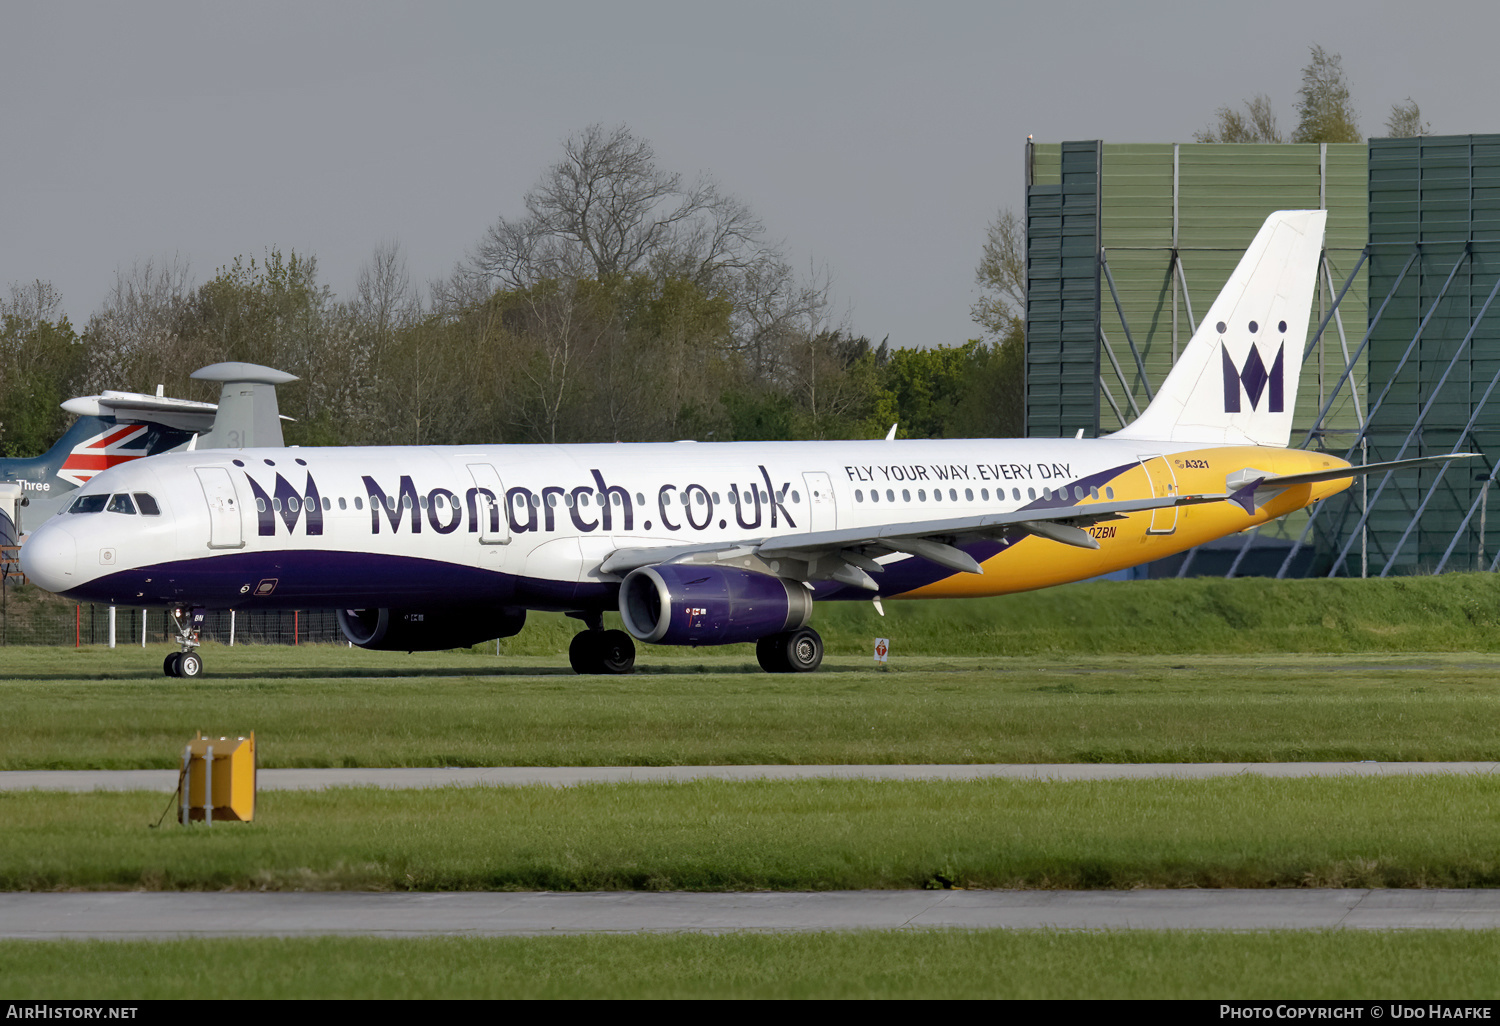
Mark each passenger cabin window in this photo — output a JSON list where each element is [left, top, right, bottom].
[[134, 493, 161, 516], [71, 495, 109, 514], [106, 494, 137, 515]]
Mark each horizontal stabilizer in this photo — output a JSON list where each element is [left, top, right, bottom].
[[1226, 453, 1481, 514], [61, 391, 218, 433]]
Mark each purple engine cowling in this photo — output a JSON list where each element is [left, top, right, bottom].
[[618, 564, 813, 646]]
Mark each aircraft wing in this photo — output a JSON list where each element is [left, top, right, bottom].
[[599, 490, 1230, 589], [1226, 453, 1480, 513]]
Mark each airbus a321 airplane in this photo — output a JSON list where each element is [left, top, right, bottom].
[[21, 211, 1470, 677]]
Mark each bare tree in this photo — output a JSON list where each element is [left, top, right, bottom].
[[2, 280, 66, 328], [972, 207, 1026, 338], [470, 123, 769, 295], [355, 239, 415, 338], [505, 280, 611, 444], [1386, 98, 1430, 138], [82, 257, 199, 394], [731, 253, 831, 382]]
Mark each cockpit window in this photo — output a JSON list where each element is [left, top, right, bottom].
[[70, 494, 109, 514], [134, 493, 161, 516], [106, 494, 137, 515]]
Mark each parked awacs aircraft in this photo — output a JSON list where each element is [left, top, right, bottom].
[[21, 211, 1473, 678], [0, 363, 295, 549]]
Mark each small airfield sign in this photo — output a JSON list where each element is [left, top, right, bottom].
[[874, 637, 889, 664]]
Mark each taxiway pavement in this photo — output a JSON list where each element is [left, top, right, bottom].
[[3, 762, 1497, 792], [6, 889, 1500, 939]]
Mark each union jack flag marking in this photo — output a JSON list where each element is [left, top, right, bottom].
[[57, 425, 151, 487]]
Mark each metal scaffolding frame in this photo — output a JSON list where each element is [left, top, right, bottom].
[[1025, 135, 1500, 577], [1096, 234, 1500, 579], [1095, 241, 1371, 578]]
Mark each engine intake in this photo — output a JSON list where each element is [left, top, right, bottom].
[[337, 605, 526, 651], [619, 564, 812, 646]]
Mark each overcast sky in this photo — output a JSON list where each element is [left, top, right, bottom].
[[3, 0, 1494, 361]]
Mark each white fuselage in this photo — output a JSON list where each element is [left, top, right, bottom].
[[24, 435, 1251, 612]]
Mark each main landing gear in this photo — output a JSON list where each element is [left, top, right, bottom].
[[756, 627, 824, 674], [567, 612, 636, 675], [163, 607, 206, 678]]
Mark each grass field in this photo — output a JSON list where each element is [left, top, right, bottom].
[[6, 775, 1499, 891], [6, 574, 1500, 769], [7, 575, 1500, 997], [6, 930, 1500, 999], [3, 650, 1498, 768]]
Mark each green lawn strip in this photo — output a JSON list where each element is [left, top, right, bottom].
[[3, 651, 1498, 769], [5, 776, 1499, 891], [3, 930, 1498, 999]]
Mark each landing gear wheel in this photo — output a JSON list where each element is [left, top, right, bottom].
[[784, 627, 823, 672], [756, 636, 787, 673], [568, 630, 601, 674], [595, 629, 636, 675], [569, 629, 636, 675], [756, 627, 824, 673], [164, 653, 183, 677], [178, 652, 203, 678]]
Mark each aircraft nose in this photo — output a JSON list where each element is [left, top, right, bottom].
[[20, 523, 78, 594]]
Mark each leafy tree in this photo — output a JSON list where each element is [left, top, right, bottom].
[[1195, 94, 1284, 144], [948, 324, 1024, 438], [0, 282, 88, 457], [1385, 98, 1430, 138], [1194, 46, 1434, 147], [1292, 45, 1361, 143], [879, 334, 1023, 440]]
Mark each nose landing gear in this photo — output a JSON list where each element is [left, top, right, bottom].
[[163, 607, 206, 678]]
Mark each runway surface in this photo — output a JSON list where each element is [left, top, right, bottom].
[[4, 762, 1498, 792], [6, 889, 1500, 939]]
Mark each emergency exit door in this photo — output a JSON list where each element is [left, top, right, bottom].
[[466, 463, 510, 544], [802, 472, 837, 532]]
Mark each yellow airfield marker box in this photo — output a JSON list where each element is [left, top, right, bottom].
[[180, 731, 256, 824]]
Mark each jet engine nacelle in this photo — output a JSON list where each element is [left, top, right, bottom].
[[336, 605, 526, 651], [618, 564, 813, 646]]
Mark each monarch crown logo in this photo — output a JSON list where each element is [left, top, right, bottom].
[[1220, 318, 1286, 414]]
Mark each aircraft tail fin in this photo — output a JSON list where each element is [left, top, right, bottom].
[[192, 363, 299, 449], [1112, 209, 1326, 448]]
